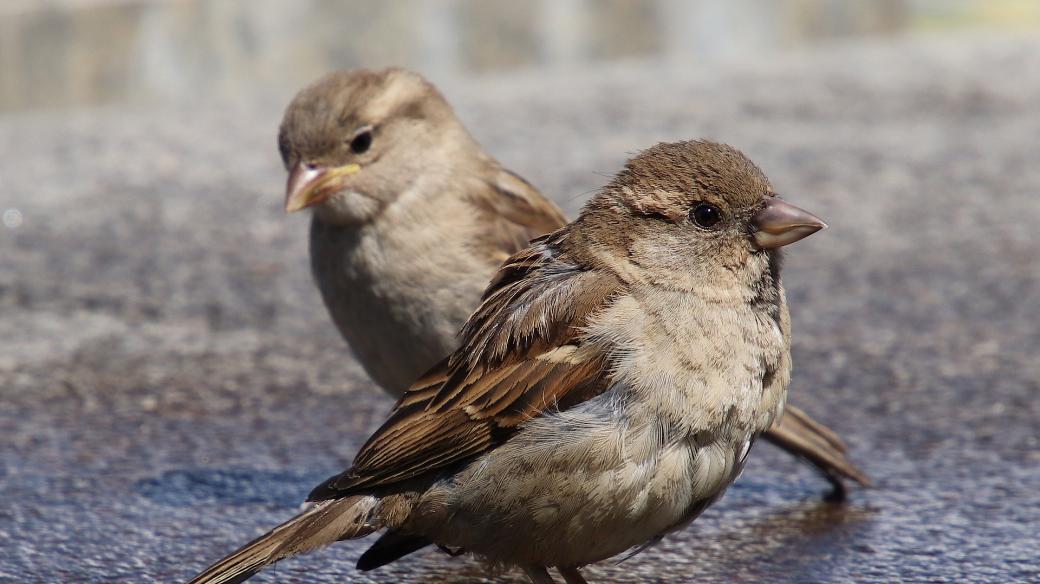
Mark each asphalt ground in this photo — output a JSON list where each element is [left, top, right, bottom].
[[1, 34, 1038, 583]]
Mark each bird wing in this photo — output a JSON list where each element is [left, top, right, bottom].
[[469, 165, 568, 261], [309, 233, 620, 500]]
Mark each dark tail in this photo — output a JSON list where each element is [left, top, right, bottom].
[[764, 404, 871, 495], [187, 496, 380, 584]]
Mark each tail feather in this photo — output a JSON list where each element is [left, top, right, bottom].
[[187, 496, 380, 584], [765, 405, 871, 489], [356, 531, 432, 571]]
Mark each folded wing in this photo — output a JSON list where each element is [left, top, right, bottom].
[[309, 232, 620, 500]]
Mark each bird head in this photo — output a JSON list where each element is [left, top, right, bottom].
[[277, 68, 475, 225], [574, 140, 826, 290]]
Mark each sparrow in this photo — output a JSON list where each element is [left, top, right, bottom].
[[276, 68, 868, 494], [189, 139, 827, 584]]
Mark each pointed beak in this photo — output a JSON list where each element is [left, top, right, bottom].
[[752, 197, 827, 250], [284, 162, 361, 213]]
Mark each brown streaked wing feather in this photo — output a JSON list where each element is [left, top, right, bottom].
[[308, 235, 620, 500], [469, 165, 568, 261]]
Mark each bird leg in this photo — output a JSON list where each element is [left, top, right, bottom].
[[559, 567, 589, 584], [523, 566, 558, 584]]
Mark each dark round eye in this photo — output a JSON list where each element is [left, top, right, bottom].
[[349, 130, 372, 154], [690, 203, 722, 228]]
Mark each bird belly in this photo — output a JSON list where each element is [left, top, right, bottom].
[[404, 392, 747, 568]]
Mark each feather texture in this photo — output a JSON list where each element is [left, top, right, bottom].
[[310, 232, 620, 499]]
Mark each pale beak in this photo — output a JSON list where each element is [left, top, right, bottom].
[[284, 162, 361, 213], [752, 197, 827, 250]]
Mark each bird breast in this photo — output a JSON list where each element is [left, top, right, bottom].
[[584, 285, 789, 436], [308, 197, 490, 395]]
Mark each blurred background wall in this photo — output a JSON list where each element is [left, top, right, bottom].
[[2, 0, 1039, 113]]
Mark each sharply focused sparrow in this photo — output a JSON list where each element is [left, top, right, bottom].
[[190, 139, 826, 584], [276, 68, 867, 493]]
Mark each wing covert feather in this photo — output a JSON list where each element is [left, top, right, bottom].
[[308, 234, 620, 500]]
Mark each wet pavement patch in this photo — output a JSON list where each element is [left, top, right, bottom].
[[134, 468, 327, 508]]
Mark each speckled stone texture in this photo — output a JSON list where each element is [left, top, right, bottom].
[[1, 34, 1038, 583]]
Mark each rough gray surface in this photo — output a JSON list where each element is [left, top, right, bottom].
[[2, 35, 1039, 583]]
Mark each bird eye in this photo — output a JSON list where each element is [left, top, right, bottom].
[[690, 203, 723, 228], [349, 130, 372, 154]]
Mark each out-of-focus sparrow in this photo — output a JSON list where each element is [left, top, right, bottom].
[[279, 67, 565, 395], [190, 140, 827, 584], [276, 68, 868, 494]]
